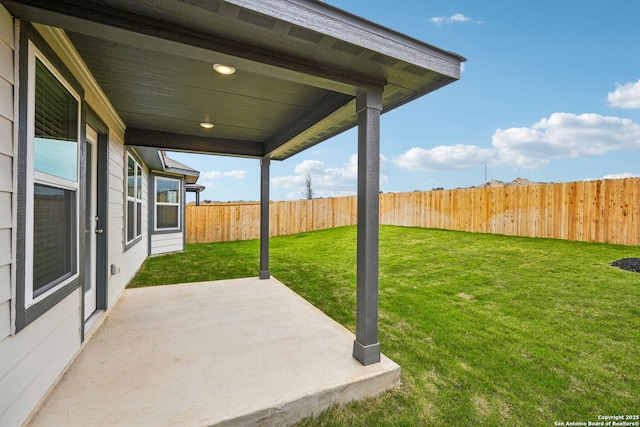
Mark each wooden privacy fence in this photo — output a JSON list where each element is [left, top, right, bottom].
[[186, 178, 640, 246], [186, 197, 358, 243]]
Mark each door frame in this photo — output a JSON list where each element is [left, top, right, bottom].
[[82, 106, 109, 340], [84, 125, 98, 320]]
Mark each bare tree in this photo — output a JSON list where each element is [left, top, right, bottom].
[[303, 173, 314, 199]]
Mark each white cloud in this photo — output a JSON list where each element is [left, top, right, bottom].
[[394, 145, 495, 171], [395, 112, 640, 172], [492, 113, 640, 168], [201, 169, 247, 180], [272, 154, 388, 199], [601, 172, 640, 180], [294, 160, 325, 174], [429, 13, 482, 25], [608, 80, 640, 109]]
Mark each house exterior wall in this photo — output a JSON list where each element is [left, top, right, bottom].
[[37, 23, 150, 307], [36, 26, 150, 305], [151, 232, 184, 255], [149, 173, 186, 256], [106, 140, 148, 307], [0, 9, 82, 427], [0, 12, 150, 426], [0, 3, 13, 341]]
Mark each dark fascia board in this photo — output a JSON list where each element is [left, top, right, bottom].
[[186, 184, 205, 193], [227, 0, 466, 76], [126, 128, 265, 158], [2, 0, 387, 94]]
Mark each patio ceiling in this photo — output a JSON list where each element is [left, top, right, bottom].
[[3, 0, 465, 160]]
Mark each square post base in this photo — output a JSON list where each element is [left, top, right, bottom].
[[259, 270, 270, 280], [353, 340, 381, 366]]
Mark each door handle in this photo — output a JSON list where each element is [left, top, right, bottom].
[[95, 228, 104, 234]]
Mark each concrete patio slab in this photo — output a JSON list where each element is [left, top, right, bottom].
[[27, 277, 400, 426]]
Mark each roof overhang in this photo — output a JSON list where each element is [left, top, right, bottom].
[[134, 147, 201, 184], [3, 0, 465, 160]]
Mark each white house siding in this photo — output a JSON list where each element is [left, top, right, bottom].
[[151, 232, 184, 256], [0, 18, 150, 426], [0, 292, 81, 427], [0, 3, 13, 342], [0, 12, 82, 427], [107, 140, 149, 307]]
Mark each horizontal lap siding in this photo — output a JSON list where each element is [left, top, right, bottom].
[[0, 12, 85, 427], [0, 4, 13, 343], [151, 232, 183, 255], [0, 15, 154, 426], [107, 138, 148, 307], [108, 138, 124, 258], [0, 292, 81, 427]]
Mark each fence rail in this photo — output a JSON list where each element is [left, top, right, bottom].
[[186, 178, 640, 246]]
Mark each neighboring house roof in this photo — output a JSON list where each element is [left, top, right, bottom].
[[135, 147, 200, 184], [161, 152, 200, 185], [3, 0, 465, 161], [186, 184, 205, 193]]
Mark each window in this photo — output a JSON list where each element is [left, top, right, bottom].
[[126, 154, 143, 243], [33, 185, 75, 296], [25, 47, 81, 305], [155, 177, 181, 230]]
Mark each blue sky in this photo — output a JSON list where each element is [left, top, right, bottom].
[[171, 0, 640, 202]]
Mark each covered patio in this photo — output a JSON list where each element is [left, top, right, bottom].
[[2, 0, 464, 424], [26, 278, 400, 426]]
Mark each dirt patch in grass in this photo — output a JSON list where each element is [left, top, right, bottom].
[[611, 258, 640, 273]]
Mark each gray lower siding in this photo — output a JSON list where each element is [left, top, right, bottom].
[[0, 292, 82, 427]]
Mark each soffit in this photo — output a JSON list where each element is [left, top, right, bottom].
[[2, 0, 465, 160]]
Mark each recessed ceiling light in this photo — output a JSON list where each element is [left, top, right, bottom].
[[213, 64, 236, 75], [200, 122, 214, 129]]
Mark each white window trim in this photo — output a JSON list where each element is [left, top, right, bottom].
[[126, 153, 143, 245], [24, 41, 81, 307], [154, 176, 181, 232]]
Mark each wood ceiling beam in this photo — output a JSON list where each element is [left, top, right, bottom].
[[126, 128, 265, 158]]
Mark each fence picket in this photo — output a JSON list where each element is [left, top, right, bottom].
[[186, 178, 640, 246]]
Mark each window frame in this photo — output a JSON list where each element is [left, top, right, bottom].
[[125, 152, 144, 249], [14, 24, 86, 333], [154, 176, 182, 232], [24, 42, 82, 308]]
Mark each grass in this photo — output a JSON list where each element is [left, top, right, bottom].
[[129, 226, 640, 426]]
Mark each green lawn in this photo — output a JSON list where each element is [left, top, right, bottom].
[[129, 226, 640, 426]]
